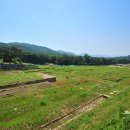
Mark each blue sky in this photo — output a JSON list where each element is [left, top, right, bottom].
[[0, 0, 130, 56]]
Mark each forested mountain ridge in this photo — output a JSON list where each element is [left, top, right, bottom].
[[0, 42, 60, 55], [0, 42, 130, 65]]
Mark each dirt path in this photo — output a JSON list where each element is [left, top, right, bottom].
[[38, 73, 54, 79], [38, 94, 109, 130]]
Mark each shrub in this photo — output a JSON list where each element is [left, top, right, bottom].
[[67, 123, 77, 130], [79, 92, 88, 98], [40, 101, 47, 106]]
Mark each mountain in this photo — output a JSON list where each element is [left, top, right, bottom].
[[79, 53, 116, 58], [90, 54, 115, 58], [57, 50, 76, 56], [79, 53, 87, 56], [0, 42, 8, 47], [0, 42, 79, 56], [0, 42, 60, 55], [0, 42, 127, 58]]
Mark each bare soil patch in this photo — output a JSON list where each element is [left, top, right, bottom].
[[0, 70, 23, 75], [0, 81, 51, 98]]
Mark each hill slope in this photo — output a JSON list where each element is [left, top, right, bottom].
[[57, 50, 76, 56], [0, 42, 59, 55]]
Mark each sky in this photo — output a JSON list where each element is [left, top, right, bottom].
[[0, 0, 130, 56]]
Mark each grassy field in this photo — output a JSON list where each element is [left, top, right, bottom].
[[63, 87, 130, 130], [0, 65, 130, 129], [0, 69, 43, 86]]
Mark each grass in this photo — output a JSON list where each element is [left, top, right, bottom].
[[63, 87, 130, 130], [0, 70, 43, 86], [0, 65, 130, 129]]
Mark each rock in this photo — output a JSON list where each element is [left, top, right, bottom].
[[113, 91, 117, 94], [109, 92, 114, 95], [124, 110, 130, 115], [13, 108, 17, 111]]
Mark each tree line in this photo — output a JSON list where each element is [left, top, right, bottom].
[[0, 46, 130, 65]]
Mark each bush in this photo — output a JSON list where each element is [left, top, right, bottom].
[[79, 92, 88, 98], [40, 101, 47, 106], [67, 123, 77, 130], [0, 59, 3, 64]]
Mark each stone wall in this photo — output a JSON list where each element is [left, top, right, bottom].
[[0, 76, 56, 89]]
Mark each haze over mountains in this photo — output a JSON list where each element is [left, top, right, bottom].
[[0, 42, 127, 57]]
